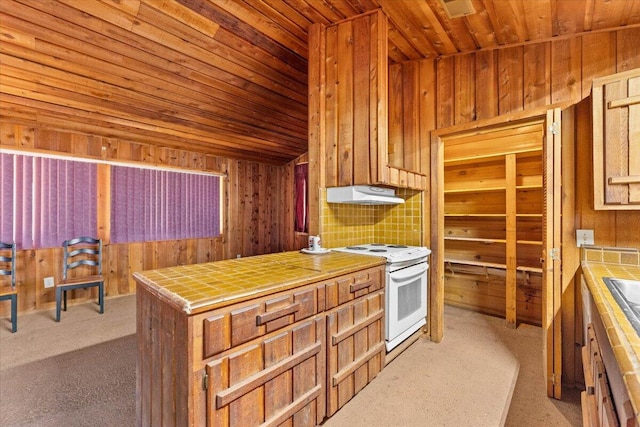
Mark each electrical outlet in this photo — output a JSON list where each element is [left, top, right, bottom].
[[576, 229, 594, 247], [44, 277, 54, 288]]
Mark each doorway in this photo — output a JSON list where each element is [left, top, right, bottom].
[[429, 110, 564, 399]]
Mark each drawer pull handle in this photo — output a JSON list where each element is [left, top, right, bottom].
[[350, 280, 374, 293], [256, 303, 301, 325]]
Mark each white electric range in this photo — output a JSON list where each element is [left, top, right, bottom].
[[332, 244, 431, 351]]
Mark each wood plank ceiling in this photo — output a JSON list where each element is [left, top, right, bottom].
[[1, 0, 639, 164]]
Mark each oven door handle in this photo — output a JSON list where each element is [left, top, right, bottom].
[[390, 265, 427, 282]]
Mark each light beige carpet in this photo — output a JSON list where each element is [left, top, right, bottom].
[[0, 296, 581, 426], [324, 305, 582, 427], [0, 294, 136, 370]]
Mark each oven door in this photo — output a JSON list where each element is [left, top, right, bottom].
[[386, 261, 428, 351]]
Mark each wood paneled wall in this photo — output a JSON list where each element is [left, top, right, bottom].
[[0, 123, 307, 318], [391, 28, 640, 149], [390, 27, 640, 389]]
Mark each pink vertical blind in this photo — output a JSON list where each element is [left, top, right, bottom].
[[34, 157, 97, 248], [0, 153, 14, 243], [294, 163, 308, 233], [0, 153, 96, 249], [110, 166, 221, 243], [14, 155, 34, 249]]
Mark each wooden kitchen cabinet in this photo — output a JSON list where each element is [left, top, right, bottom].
[[580, 272, 640, 427], [581, 324, 619, 427], [137, 280, 326, 427], [442, 121, 545, 327], [307, 11, 427, 191], [136, 258, 386, 427], [199, 284, 326, 426], [592, 68, 640, 210], [324, 267, 385, 416]]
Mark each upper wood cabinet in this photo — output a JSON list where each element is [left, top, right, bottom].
[[308, 11, 427, 191], [592, 68, 640, 210]]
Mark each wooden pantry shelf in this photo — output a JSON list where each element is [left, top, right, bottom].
[[516, 185, 543, 190], [517, 240, 543, 245], [445, 258, 507, 270], [517, 265, 543, 274], [444, 237, 507, 244], [444, 258, 542, 275], [444, 186, 505, 194], [444, 148, 543, 166], [444, 213, 506, 217]]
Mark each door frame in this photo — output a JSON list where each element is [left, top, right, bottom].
[[430, 104, 568, 398], [543, 108, 563, 399]]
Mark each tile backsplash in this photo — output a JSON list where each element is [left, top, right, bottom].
[[320, 188, 423, 248], [582, 245, 640, 266]]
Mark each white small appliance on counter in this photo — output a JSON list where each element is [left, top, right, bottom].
[[300, 235, 330, 254]]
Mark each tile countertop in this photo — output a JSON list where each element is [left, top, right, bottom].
[[581, 246, 640, 424], [133, 250, 385, 315]]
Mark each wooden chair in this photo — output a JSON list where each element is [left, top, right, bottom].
[[0, 242, 18, 333], [55, 237, 104, 322]]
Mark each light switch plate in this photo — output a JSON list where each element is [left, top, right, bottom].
[[576, 229, 594, 247], [44, 277, 54, 288]]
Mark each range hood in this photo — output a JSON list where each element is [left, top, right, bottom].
[[326, 185, 404, 205]]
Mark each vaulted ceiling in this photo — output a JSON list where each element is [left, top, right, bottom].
[[1, 0, 639, 164]]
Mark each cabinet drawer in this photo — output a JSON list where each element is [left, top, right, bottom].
[[199, 284, 321, 359], [325, 266, 384, 310]]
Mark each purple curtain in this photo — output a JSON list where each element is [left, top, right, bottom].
[[34, 157, 97, 248], [110, 166, 220, 243], [0, 153, 96, 249], [0, 153, 14, 244], [16, 156, 34, 248], [294, 163, 308, 233]]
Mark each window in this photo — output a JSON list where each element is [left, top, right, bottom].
[[110, 166, 222, 243], [294, 162, 308, 233], [0, 153, 97, 249], [0, 151, 222, 248]]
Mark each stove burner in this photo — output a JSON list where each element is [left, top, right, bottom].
[[332, 244, 431, 265]]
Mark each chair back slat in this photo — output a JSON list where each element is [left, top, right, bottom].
[[67, 248, 100, 257], [63, 237, 102, 280], [0, 242, 16, 289], [67, 259, 100, 270]]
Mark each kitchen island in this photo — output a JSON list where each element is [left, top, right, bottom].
[[581, 246, 640, 426], [134, 251, 386, 426]]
